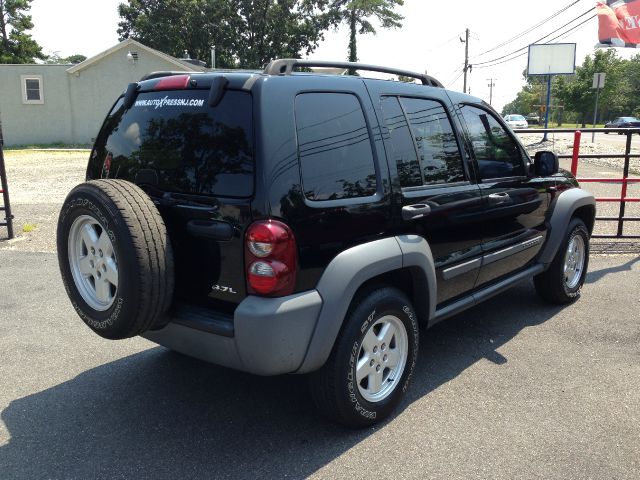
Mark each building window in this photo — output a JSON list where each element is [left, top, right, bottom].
[[21, 75, 44, 104]]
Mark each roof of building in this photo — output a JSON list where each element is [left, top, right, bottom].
[[66, 38, 207, 75]]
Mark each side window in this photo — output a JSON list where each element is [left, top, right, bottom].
[[295, 93, 376, 201], [381, 96, 465, 187], [401, 98, 465, 184], [380, 97, 421, 187], [459, 105, 524, 179]]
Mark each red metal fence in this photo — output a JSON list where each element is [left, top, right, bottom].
[[515, 127, 640, 239]]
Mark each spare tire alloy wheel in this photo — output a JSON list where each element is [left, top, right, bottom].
[[57, 180, 174, 340], [310, 287, 419, 427], [68, 215, 118, 311]]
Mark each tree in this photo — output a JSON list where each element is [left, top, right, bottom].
[[233, 0, 331, 68], [397, 74, 415, 83], [328, 0, 403, 65], [118, 0, 332, 69], [553, 50, 626, 125], [0, 0, 45, 63], [502, 50, 639, 126], [43, 52, 87, 64]]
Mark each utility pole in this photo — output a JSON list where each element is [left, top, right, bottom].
[[462, 28, 470, 94], [486, 78, 495, 105]]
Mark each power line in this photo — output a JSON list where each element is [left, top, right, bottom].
[[473, 13, 597, 70], [472, 7, 593, 67], [446, 70, 464, 88], [471, 0, 584, 59]]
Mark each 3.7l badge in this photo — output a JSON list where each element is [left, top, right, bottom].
[[211, 284, 237, 294]]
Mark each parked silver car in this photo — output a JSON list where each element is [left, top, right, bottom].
[[504, 114, 529, 129]]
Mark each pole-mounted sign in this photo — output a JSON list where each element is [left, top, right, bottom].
[[527, 43, 576, 141], [591, 72, 606, 142]]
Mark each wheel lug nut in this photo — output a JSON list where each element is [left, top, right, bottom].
[[373, 346, 378, 353], [90, 247, 95, 255], [381, 343, 386, 351], [383, 354, 388, 362], [99, 249, 103, 257], [101, 264, 107, 273], [370, 359, 375, 367], [376, 365, 381, 372]]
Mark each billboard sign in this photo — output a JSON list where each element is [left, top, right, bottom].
[[527, 43, 577, 76]]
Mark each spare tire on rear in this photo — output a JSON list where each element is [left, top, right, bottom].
[[57, 179, 174, 339]]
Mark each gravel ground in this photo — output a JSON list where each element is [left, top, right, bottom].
[[1, 139, 639, 251], [0, 150, 88, 252]]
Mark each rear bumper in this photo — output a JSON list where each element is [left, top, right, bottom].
[[141, 290, 323, 376]]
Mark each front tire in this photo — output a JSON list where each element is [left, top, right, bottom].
[[534, 218, 589, 304], [309, 287, 419, 427]]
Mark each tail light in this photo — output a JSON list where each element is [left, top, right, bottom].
[[154, 75, 191, 91], [245, 220, 297, 297]]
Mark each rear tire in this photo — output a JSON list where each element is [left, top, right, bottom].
[[308, 287, 419, 427], [57, 180, 174, 339], [534, 218, 589, 304]]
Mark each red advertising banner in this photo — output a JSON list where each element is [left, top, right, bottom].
[[597, 0, 640, 47]]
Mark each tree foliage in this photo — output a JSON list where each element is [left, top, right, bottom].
[[0, 0, 45, 63], [43, 52, 87, 64], [503, 50, 640, 125], [118, 0, 332, 69], [328, 0, 403, 63]]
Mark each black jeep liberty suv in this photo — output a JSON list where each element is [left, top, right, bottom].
[[57, 60, 596, 427]]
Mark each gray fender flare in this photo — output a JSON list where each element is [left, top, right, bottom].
[[296, 235, 437, 374], [538, 188, 595, 265]]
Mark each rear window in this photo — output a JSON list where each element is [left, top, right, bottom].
[[94, 89, 254, 197]]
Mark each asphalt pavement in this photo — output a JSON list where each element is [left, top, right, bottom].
[[0, 250, 639, 479]]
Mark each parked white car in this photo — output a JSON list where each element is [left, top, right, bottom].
[[504, 114, 529, 129]]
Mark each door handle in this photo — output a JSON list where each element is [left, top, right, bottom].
[[402, 204, 431, 221], [488, 192, 511, 206]]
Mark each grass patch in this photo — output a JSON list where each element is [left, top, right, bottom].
[[22, 223, 37, 233]]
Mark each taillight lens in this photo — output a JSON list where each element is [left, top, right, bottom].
[[245, 220, 297, 297], [154, 75, 191, 91]]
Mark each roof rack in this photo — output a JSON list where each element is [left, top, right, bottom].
[[263, 59, 443, 88]]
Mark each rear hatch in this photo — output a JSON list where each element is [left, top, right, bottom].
[[87, 75, 254, 313]]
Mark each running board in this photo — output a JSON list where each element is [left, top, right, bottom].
[[430, 263, 545, 326]]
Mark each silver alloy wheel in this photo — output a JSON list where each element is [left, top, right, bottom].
[[67, 215, 118, 311], [564, 233, 585, 290], [356, 315, 409, 403]]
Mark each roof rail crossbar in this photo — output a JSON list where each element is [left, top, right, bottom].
[[263, 59, 443, 88]]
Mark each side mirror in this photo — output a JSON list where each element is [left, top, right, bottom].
[[534, 151, 559, 176]]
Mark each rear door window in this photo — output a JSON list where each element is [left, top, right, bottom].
[[97, 89, 254, 197], [381, 96, 465, 187], [295, 92, 377, 201]]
